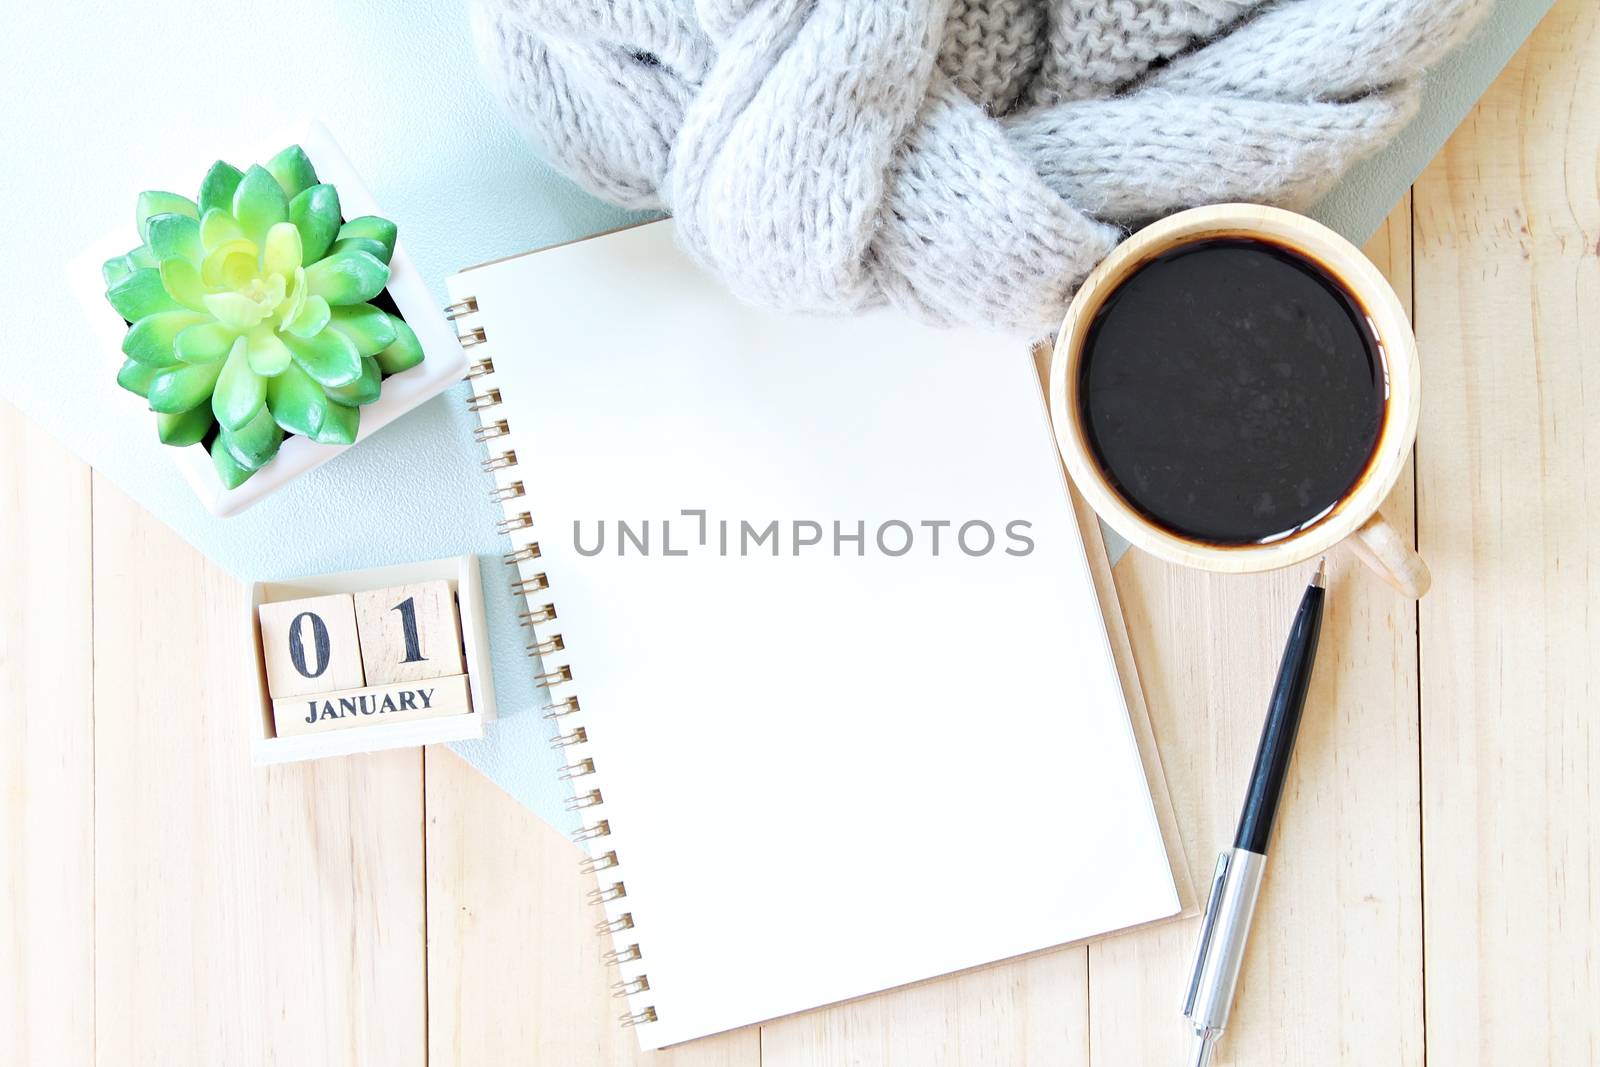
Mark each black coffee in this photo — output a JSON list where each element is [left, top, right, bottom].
[[1078, 237, 1386, 545]]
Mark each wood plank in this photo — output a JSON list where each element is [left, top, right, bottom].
[[90, 477, 428, 1066], [1413, 3, 1600, 1062], [1087, 199, 1424, 1066], [424, 745, 760, 1066], [0, 401, 95, 1067]]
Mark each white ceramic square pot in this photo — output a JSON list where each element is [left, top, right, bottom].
[[67, 120, 466, 517]]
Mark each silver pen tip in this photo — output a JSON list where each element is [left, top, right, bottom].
[[1188, 1029, 1218, 1067], [1311, 556, 1327, 589]]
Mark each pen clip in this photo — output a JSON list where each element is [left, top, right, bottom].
[[1183, 851, 1231, 1019]]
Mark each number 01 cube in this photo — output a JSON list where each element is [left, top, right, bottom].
[[256, 593, 367, 698], [352, 580, 466, 685]]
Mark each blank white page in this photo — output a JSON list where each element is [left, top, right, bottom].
[[450, 221, 1178, 1050]]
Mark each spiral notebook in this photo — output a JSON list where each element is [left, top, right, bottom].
[[447, 220, 1184, 1050]]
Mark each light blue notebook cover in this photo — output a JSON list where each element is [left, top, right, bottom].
[[0, 0, 1555, 833]]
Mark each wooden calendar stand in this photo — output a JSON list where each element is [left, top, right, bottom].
[[247, 554, 496, 765]]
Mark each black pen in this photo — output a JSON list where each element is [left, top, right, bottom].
[[1182, 558, 1327, 1067]]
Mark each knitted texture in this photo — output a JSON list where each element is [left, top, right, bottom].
[[472, 0, 1489, 333]]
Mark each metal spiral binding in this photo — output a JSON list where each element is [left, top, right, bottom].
[[496, 512, 533, 535], [602, 943, 641, 965], [481, 450, 517, 473], [559, 758, 596, 781], [528, 634, 565, 657], [474, 420, 511, 442], [449, 292, 656, 1031], [581, 850, 618, 873], [543, 695, 580, 719], [551, 726, 587, 748], [505, 543, 541, 565], [513, 572, 549, 595], [491, 481, 526, 504], [533, 665, 573, 688], [573, 819, 610, 842], [587, 881, 626, 905], [596, 912, 633, 934], [521, 604, 558, 624]]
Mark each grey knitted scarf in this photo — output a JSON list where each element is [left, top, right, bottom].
[[473, 0, 1488, 333]]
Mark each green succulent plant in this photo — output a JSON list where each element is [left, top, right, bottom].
[[103, 145, 423, 489]]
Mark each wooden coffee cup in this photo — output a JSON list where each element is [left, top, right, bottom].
[[1047, 204, 1430, 598]]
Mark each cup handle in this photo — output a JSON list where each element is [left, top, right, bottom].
[[1345, 511, 1431, 598]]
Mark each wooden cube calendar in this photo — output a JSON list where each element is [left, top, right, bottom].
[[247, 555, 495, 765]]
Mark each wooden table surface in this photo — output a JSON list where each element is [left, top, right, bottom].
[[6, 7, 1598, 1064]]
